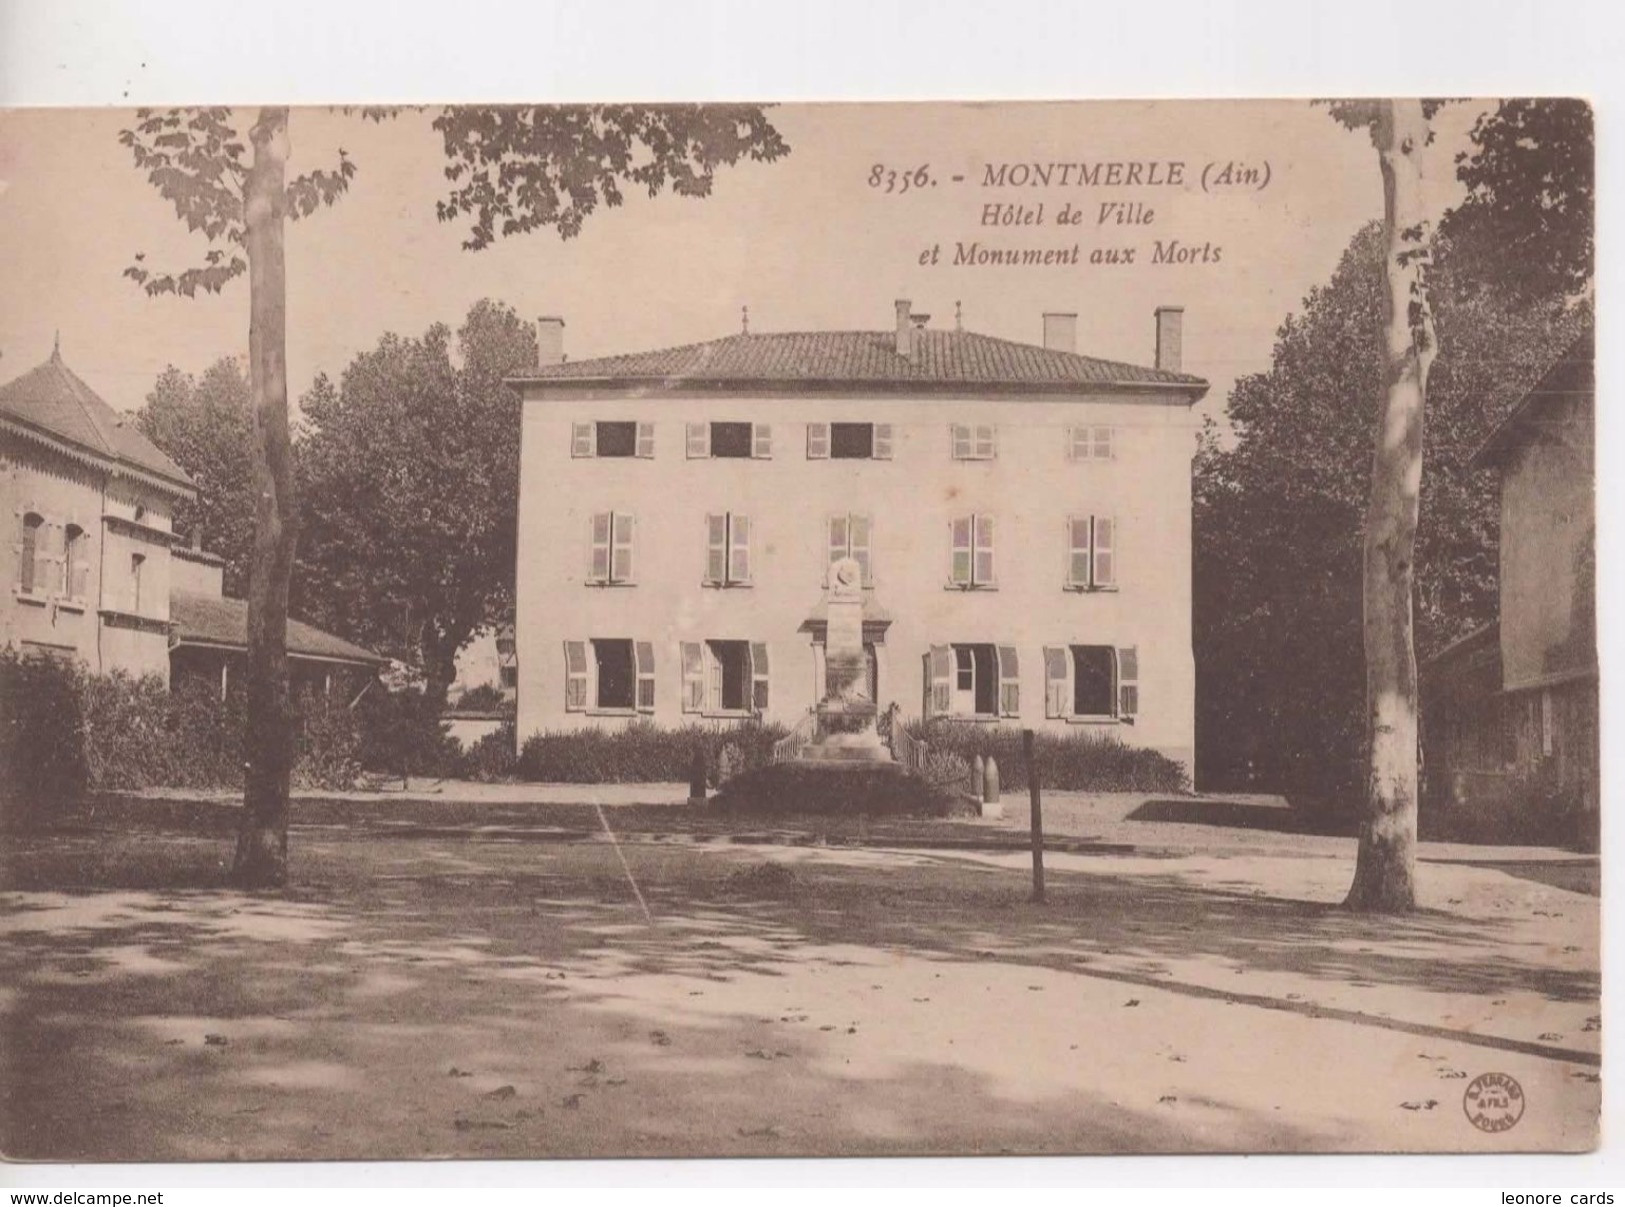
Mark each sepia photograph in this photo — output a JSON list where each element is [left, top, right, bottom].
[[0, 94, 1598, 1163]]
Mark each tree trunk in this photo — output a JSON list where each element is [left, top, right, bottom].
[[231, 107, 297, 889], [1345, 99, 1438, 913]]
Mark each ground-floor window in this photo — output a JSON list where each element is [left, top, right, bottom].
[[925, 643, 1019, 719], [563, 638, 655, 713], [681, 640, 769, 715], [1044, 643, 1139, 722]]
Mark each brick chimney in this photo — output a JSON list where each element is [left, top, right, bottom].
[[537, 316, 566, 368], [1155, 306, 1184, 373], [1043, 312, 1077, 354], [895, 298, 914, 359]]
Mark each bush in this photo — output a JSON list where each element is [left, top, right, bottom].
[[712, 763, 966, 818], [902, 720, 1188, 793], [515, 720, 787, 784], [356, 688, 465, 779], [462, 721, 518, 782], [453, 683, 508, 713], [0, 648, 88, 823]]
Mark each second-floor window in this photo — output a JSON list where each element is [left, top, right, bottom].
[[951, 424, 997, 460], [1069, 425, 1116, 461], [586, 512, 636, 585], [688, 422, 771, 459], [827, 513, 873, 586], [17, 512, 43, 594], [1066, 515, 1117, 590], [130, 552, 147, 615], [807, 422, 893, 460], [63, 524, 86, 599], [572, 421, 654, 458], [948, 514, 996, 588], [704, 513, 753, 587]]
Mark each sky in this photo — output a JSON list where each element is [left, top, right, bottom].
[[0, 100, 1491, 428]]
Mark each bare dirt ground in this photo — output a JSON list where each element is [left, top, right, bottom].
[[0, 810, 1599, 1161]]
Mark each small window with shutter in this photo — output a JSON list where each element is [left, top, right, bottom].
[[752, 424, 773, 459], [686, 423, 710, 459], [571, 423, 596, 458], [704, 514, 752, 587], [1091, 515, 1115, 588], [1065, 515, 1118, 590], [827, 512, 874, 586], [1069, 425, 1117, 461], [807, 422, 830, 459], [64, 525, 87, 599], [636, 422, 656, 458], [973, 515, 996, 587], [680, 642, 705, 713], [950, 514, 995, 588], [873, 423, 894, 459], [952, 424, 996, 460], [16, 512, 43, 594], [1043, 646, 1071, 718], [925, 645, 953, 718]]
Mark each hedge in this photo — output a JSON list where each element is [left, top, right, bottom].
[[515, 720, 787, 784], [1, 648, 366, 820], [901, 719, 1188, 793]]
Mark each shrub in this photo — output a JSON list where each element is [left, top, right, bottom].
[[515, 720, 787, 784], [0, 648, 88, 823], [292, 693, 364, 791], [901, 720, 1188, 793], [712, 762, 967, 818], [462, 721, 518, 782], [356, 688, 465, 779], [453, 683, 508, 713]]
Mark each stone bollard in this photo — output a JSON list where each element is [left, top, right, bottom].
[[971, 754, 984, 803], [982, 755, 1004, 819], [688, 748, 708, 807]]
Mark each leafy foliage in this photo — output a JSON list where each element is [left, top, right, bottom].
[[1193, 223, 1589, 794], [136, 358, 258, 594], [294, 300, 537, 702], [902, 720, 1188, 793], [433, 105, 791, 248], [712, 762, 965, 819]]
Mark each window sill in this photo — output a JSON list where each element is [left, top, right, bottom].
[[1063, 714, 1127, 726], [944, 584, 998, 592], [1063, 585, 1120, 594], [55, 599, 88, 614], [937, 714, 1004, 724], [701, 710, 759, 721], [701, 582, 754, 590], [13, 590, 50, 607], [586, 707, 646, 718], [584, 581, 638, 588]]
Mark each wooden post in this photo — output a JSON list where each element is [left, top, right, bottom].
[[1024, 729, 1045, 903]]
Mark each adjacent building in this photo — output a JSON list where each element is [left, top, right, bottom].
[[1421, 323, 1597, 840], [509, 301, 1208, 774], [2, 345, 381, 694]]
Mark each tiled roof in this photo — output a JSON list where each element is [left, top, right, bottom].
[[170, 591, 385, 666], [0, 349, 194, 491], [1472, 321, 1594, 470], [511, 329, 1207, 392]]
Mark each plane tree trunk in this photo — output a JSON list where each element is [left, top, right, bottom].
[[1345, 98, 1438, 914], [232, 106, 297, 889]]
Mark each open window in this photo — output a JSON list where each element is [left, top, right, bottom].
[[572, 421, 654, 458], [680, 639, 769, 715], [687, 422, 772, 459], [562, 638, 654, 713], [807, 422, 893, 460], [925, 643, 1019, 719], [1044, 644, 1139, 722]]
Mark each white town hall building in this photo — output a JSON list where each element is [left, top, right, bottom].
[[509, 300, 1207, 774]]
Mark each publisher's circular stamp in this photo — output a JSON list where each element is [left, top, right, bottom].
[[1464, 1072, 1525, 1133]]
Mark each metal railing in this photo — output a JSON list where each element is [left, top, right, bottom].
[[771, 708, 819, 763]]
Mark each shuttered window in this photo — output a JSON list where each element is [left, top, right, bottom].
[[1069, 425, 1116, 461], [807, 422, 830, 459], [873, 424, 894, 460], [997, 645, 1020, 716], [636, 422, 656, 459], [1117, 646, 1139, 721], [587, 512, 636, 585], [827, 512, 874, 586], [704, 514, 753, 586], [1043, 646, 1070, 719], [951, 424, 996, 460], [64, 525, 87, 599], [751, 642, 771, 711], [752, 424, 773, 459], [951, 514, 995, 587], [571, 423, 595, 457], [635, 641, 656, 712], [1065, 515, 1119, 590], [17, 512, 42, 594], [686, 423, 710, 459], [680, 642, 705, 713], [925, 645, 953, 718]]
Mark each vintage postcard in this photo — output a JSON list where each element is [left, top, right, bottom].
[[0, 99, 1597, 1160]]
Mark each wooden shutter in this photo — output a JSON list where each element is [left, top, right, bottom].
[[680, 642, 705, 713], [729, 515, 752, 584], [1044, 646, 1070, 719], [1092, 515, 1116, 588], [1117, 646, 1139, 721], [951, 424, 972, 460], [705, 514, 728, 585], [611, 514, 636, 583], [975, 424, 996, 459], [849, 513, 872, 586], [827, 514, 848, 584], [564, 640, 589, 711], [926, 645, 952, 718], [973, 514, 995, 586], [1067, 426, 1088, 461], [750, 642, 770, 712], [807, 422, 830, 459], [873, 423, 894, 459], [37, 521, 60, 597], [752, 423, 773, 459], [949, 516, 973, 586], [1093, 426, 1115, 459], [587, 512, 612, 582], [997, 645, 1020, 717], [686, 422, 710, 459], [571, 422, 595, 457], [635, 641, 656, 712], [70, 530, 90, 599], [635, 422, 656, 459], [1068, 516, 1092, 588]]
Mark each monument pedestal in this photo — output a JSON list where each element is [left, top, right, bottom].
[[794, 558, 899, 773]]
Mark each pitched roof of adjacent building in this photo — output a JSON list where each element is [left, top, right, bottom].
[[510, 328, 1208, 395], [0, 346, 195, 493], [169, 591, 385, 667], [1472, 321, 1594, 471]]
